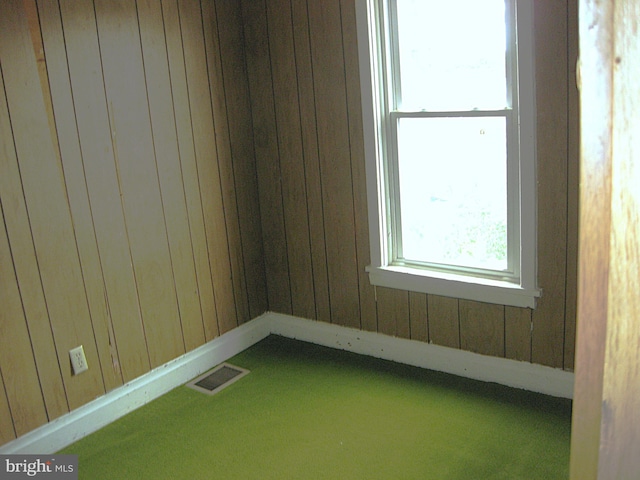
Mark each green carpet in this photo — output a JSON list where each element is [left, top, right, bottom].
[[59, 336, 572, 479]]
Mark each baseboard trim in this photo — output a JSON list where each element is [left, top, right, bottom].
[[0, 315, 271, 455], [1, 311, 573, 454], [266, 312, 574, 400]]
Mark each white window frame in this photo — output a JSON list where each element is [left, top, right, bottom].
[[356, 0, 540, 308]]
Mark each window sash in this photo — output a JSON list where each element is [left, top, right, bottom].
[[385, 109, 520, 283], [387, 0, 516, 113]]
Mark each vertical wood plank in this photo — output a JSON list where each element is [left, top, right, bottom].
[[37, 0, 123, 393], [570, 2, 640, 476], [202, 0, 250, 325], [265, 0, 316, 320], [409, 292, 428, 343], [531, 0, 569, 369], [179, 0, 237, 334], [564, 0, 580, 371], [0, 366, 16, 444], [0, 200, 49, 436], [241, 0, 292, 314], [161, 0, 219, 342], [308, 0, 361, 328], [459, 300, 505, 357], [0, 0, 105, 410], [22, 0, 61, 169], [137, 0, 206, 353], [505, 306, 532, 362], [593, 0, 640, 475], [94, 0, 185, 367], [376, 287, 410, 339], [211, 0, 267, 320], [568, 0, 611, 472], [427, 295, 460, 349], [0, 58, 68, 420], [209, 1, 260, 322], [340, 0, 378, 332], [59, 0, 150, 382], [291, 0, 331, 322]]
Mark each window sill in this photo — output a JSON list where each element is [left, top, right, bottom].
[[366, 265, 540, 308]]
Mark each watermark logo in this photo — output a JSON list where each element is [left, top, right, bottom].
[[0, 455, 77, 479]]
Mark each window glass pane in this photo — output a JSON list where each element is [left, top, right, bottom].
[[397, 117, 507, 270], [395, 0, 507, 111]]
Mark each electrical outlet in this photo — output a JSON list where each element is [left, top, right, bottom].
[[69, 345, 88, 375]]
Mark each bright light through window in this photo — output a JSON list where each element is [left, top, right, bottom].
[[397, 116, 507, 270], [395, 0, 507, 111]]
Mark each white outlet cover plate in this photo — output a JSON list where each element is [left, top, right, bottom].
[[69, 346, 88, 375]]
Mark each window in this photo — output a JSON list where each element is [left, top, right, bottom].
[[356, 0, 540, 308]]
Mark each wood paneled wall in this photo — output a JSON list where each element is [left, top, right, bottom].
[[0, 0, 578, 447], [0, 0, 265, 443], [243, 0, 579, 369]]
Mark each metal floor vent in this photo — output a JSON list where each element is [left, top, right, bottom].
[[186, 363, 250, 396]]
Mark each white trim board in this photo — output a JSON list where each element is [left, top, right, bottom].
[[0, 312, 573, 454], [267, 312, 574, 400]]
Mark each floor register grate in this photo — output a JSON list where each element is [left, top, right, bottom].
[[186, 363, 250, 396]]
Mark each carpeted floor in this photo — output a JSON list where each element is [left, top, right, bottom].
[[59, 335, 572, 479]]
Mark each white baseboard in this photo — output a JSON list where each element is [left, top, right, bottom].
[[266, 312, 574, 400], [0, 311, 573, 455]]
